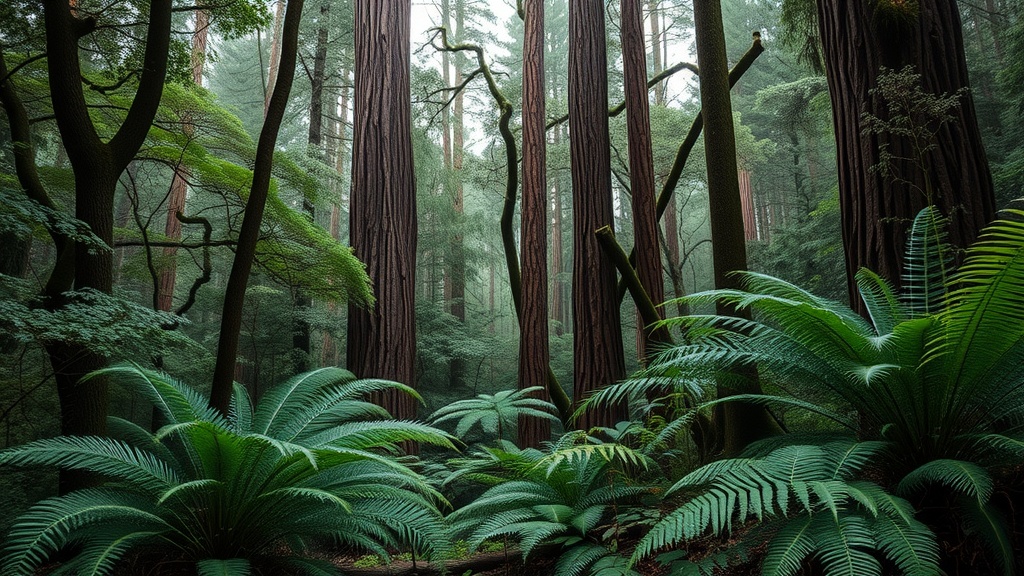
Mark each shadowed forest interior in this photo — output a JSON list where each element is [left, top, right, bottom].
[[2, 0, 1024, 574]]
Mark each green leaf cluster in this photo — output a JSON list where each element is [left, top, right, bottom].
[[0, 365, 453, 575]]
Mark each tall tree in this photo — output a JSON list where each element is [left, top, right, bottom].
[[209, 0, 305, 414], [348, 0, 418, 419], [621, 0, 665, 362], [814, 0, 996, 309], [40, 0, 172, 490], [692, 9, 778, 454], [569, 0, 627, 429], [446, 0, 467, 390], [291, 0, 331, 374], [157, 7, 209, 317], [518, 0, 552, 448]]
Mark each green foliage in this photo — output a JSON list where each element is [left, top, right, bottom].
[[0, 365, 453, 575], [592, 208, 1024, 572], [446, 432, 654, 576], [430, 387, 560, 442], [636, 440, 940, 576]]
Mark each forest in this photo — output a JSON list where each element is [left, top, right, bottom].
[[1, 0, 1023, 574]]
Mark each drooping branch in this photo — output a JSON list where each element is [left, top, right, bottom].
[[617, 33, 764, 302], [429, 26, 571, 421], [0, 50, 73, 297]]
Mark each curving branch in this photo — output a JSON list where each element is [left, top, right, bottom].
[[617, 33, 764, 303], [429, 26, 571, 421], [545, 59, 699, 130]]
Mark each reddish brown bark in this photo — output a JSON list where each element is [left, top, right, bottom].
[[550, 125, 567, 336], [621, 0, 665, 363], [347, 0, 418, 420], [738, 169, 757, 241], [518, 0, 552, 448], [816, 0, 996, 311], [569, 0, 627, 430], [157, 7, 208, 314]]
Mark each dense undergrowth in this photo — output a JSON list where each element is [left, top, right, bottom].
[[2, 207, 1023, 575]]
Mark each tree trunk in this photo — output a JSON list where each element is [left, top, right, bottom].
[[550, 125, 567, 336], [157, 7, 208, 314], [816, 0, 996, 312], [264, 0, 286, 117], [648, 0, 666, 106], [347, 0, 418, 420], [569, 0, 627, 430], [322, 66, 350, 368], [621, 0, 665, 364], [518, 0, 552, 448], [292, 0, 329, 374], [41, 0, 172, 491], [447, 0, 467, 391], [692, 9, 778, 454], [210, 0, 305, 414]]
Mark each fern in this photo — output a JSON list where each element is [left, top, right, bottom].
[[0, 368, 449, 575]]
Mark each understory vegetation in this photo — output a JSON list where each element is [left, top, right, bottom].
[[2, 207, 1023, 575]]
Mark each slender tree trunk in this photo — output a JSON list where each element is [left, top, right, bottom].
[[210, 0, 305, 414], [347, 0, 418, 420], [621, 0, 664, 363], [157, 6, 208, 314], [264, 0, 286, 117], [518, 0, 552, 448], [447, 0, 467, 391], [648, 0, 666, 105], [41, 0, 172, 491], [816, 0, 996, 312], [322, 67, 350, 367], [550, 162, 566, 337], [569, 0, 627, 429], [692, 10, 778, 454], [292, 1, 329, 374]]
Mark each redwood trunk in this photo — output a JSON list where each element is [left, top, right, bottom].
[[569, 0, 627, 429], [621, 0, 665, 363], [816, 0, 996, 311], [347, 0, 418, 420], [518, 0, 552, 448]]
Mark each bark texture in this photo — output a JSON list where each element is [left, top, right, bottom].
[[816, 0, 996, 310], [621, 0, 665, 362], [41, 0, 172, 491], [347, 0, 418, 420], [569, 0, 627, 429], [518, 0, 552, 448]]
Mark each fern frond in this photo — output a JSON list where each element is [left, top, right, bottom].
[[902, 206, 951, 317], [960, 498, 1014, 576], [0, 436, 178, 493], [897, 459, 993, 505], [855, 268, 906, 334], [196, 558, 252, 576]]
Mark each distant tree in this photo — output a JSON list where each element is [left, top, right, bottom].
[[348, 0, 418, 419], [569, 0, 627, 429], [813, 0, 996, 311], [518, 0, 552, 448]]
